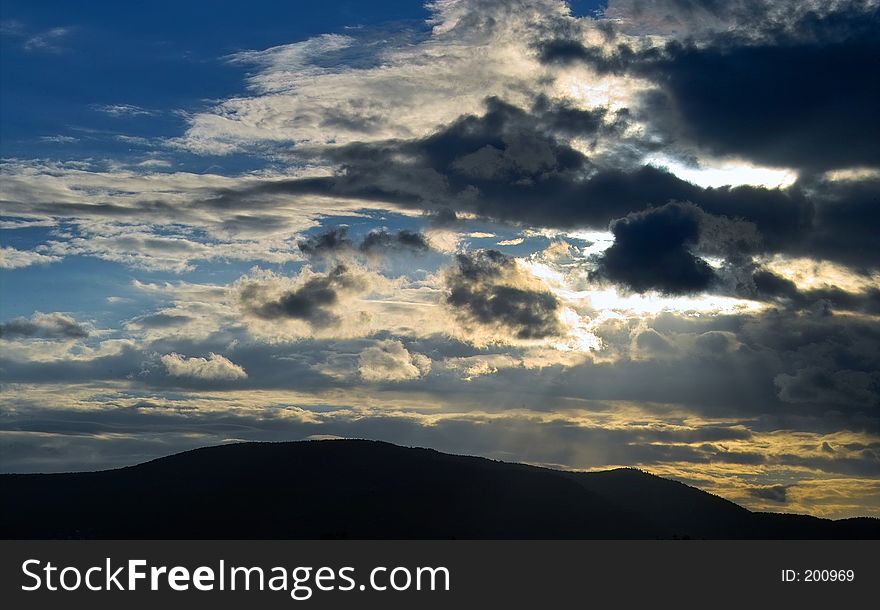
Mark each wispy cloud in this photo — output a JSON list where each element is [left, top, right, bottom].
[[0, 247, 62, 270], [91, 103, 158, 117], [38, 135, 78, 144], [2, 21, 73, 52]]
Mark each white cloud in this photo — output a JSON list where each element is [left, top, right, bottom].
[[91, 104, 157, 117], [0, 160, 375, 271], [0, 246, 61, 269], [20, 26, 71, 52], [41, 223, 302, 273], [161, 352, 248, 381], [423, 229, 462, 254], [175, 1, 573, 155], [136, 159, 172, 169], [38, 135, 78, 144], [358, 339, 431, 382]]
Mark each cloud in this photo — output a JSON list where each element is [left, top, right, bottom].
[[360, 229, 430, 257], [0, 247, 61, 270], [0, 159, 357, 271], [0, 314, 90, 344], [240, 264, 363, 327], [635, 328, 676, 355], [549, 1, 880, 172], [4, 0, 880, 522], [175, 1, 575, 155], [2, 22, 72, 52], [236, 263, 398, 332], [592, 203, 716, 294], [797, 175, 880, 269], [125, 313, 194, 330], [90, 104, 157, 117], [219, 96, 817, 254], [775, 367, 880, 407], [24, 27, 71, 51], [751, 269, 880, 315], [35, 219, 306, 273], [357, 339, 431, 382], [646, 9, 880, 172], [38, 135, 78, 144], [298, 227, 354, 259], [747, 484, 789, 503], [4, 387, 878, 516], [0, 312, 89, 340], [160, 352, 248, 381], [445, 249, 563, 340], [298, 226, 431, 260], [5, 4, 874, 275]]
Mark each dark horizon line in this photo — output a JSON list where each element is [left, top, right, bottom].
[[4, 438, 876, 524]]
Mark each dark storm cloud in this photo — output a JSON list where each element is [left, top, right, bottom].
[[748, 485, 789, 503], [240, 264, 364, 327], [642, 33, 880, 171], [298, 227, 431, 260], [0, 313, 88, 340], [592, 202, 716, 294], [774, 366, 880, 408], [202, 97, 817, 249], [398, 95, 606, 184], [798, 176, 880, 269], [751, 270, 880, 315], [544, 2, 880, 172], [445, 249, 563, 339]]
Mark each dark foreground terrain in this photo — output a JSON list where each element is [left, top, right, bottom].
[[2, 440, 877, 539]]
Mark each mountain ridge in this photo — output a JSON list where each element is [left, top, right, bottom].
[[2, 439, 877, 539]]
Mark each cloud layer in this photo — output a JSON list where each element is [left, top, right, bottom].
[[2, 0, 878, 520]]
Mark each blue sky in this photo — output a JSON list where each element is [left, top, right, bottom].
[[1, 0, 879, 520], [1, 0, 605, 156], [0, 1, 435, 157]]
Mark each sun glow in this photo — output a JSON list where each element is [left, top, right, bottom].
[[555, 306, 604, 352], [763, 256, 880, 294], [584, 287, 766, 316], [647, 155, 797, 189], [518, 256, 767, 355]]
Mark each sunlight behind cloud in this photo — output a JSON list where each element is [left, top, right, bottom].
[[763, 256, 880, 294], [583, 287, 767, 316], [647, 155, 797, 189]]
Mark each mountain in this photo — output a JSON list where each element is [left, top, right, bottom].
[[1, 440, 877, 539]]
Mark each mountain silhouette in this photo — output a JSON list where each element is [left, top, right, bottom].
[[1, 440, 877, 539]]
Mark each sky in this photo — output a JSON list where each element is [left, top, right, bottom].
[[1, 0, 878, 520]]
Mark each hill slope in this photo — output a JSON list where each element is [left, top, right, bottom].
[[1, 440, 877, 539]]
